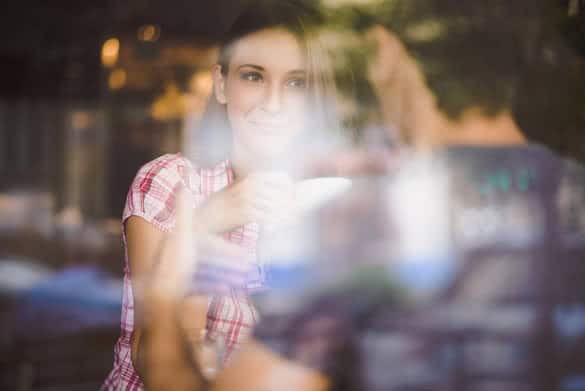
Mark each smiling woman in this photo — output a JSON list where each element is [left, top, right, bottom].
[[101, 1, 341, 390], [196, 0, 339, 171], [214, 28, 311, 167]]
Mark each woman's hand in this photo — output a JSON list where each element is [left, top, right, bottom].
[[194, 172, 295, 234], [141, 191, 251, 389]]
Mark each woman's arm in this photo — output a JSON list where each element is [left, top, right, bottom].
[[212, 341, 330, 391], [142, 293, 205, 391], [142, 253, 205, 390], [140, 230, 329, 391], [126, 216, 165, 376], [126, 216, 209, 378]]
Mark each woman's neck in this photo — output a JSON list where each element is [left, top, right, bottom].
[[231, 152, 275, 178]]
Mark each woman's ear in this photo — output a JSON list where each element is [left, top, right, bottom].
[[213, 64, 227, 104]]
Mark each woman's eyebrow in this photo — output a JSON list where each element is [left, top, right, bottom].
[[287, 69, 307, 76], [237, 64, 264, 71]]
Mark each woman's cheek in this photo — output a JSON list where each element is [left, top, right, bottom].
[[227, 82, 264, 116], [284, 94, 308, 135]]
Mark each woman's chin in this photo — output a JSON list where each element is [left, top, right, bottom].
[[249, 149, 292, 169]]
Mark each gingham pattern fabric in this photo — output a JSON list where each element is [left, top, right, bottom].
[[102, 154, 260, 391]]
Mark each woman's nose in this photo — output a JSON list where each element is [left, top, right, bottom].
[[261, 83, 282, 113]]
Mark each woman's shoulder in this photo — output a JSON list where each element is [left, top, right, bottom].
[[134, 153, 200, 190], [138, 153, 195, 175], [136, 154, 232, 178], [124, 154, 202, 229]]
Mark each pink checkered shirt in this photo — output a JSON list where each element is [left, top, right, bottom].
[[102, 154, 260, 391]]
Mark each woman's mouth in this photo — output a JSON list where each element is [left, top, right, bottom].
[[248, 121, 287, 132]]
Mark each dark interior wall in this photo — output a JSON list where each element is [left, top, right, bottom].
[[0, 0, 249, 217], [512, 0, 585, 163], [0, 0, 245, 101]]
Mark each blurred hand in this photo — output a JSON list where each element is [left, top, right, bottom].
[[194, 172, 295, 234], [366, 25, 443, 148], [366, 25, 404, 91], [147, 191, 250, 301]]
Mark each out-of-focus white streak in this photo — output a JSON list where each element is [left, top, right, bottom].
[[388, 156, 451, 263]]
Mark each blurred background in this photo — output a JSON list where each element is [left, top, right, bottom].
[[0, 1, 242, 389], [0, 0, 583, 389]]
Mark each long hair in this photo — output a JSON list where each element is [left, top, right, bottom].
[[187, 0, 341, 167]]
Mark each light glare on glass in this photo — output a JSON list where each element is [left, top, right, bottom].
[[101, 38, 120, 68], [108, 68, 127, 90], [138, 25, 161, 42]]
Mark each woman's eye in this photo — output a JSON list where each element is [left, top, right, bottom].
[[241, 72, 263, 82], [286, 78, 307, 89]]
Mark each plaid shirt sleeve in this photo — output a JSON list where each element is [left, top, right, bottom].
[[123, 153, 195, 232], [102, 154, 198, 391]]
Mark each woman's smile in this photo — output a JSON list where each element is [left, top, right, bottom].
[[247, 119, 288, 130], [214, 27, 309, 163]]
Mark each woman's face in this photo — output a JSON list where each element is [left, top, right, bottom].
[[214, 27, 309, 166]]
